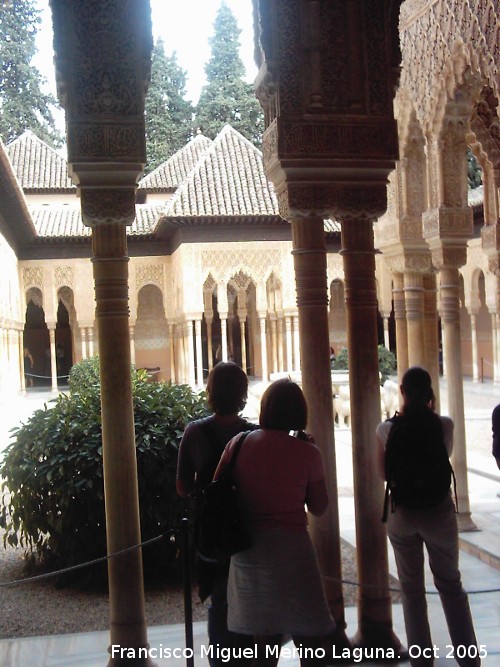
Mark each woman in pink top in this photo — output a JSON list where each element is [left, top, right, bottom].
[[214, 378, 335, 667]]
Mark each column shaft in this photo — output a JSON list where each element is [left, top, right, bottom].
[[404, 271, 425, 367], [292, 216, 346, 630], [439, 268, 474, 529], [259, 316, 268, 381], [91, 223, 149, 657], [471, 314, 479, 382], [423, 274, 441, 412], [393, 273, 408, 386], [341, 218, 397, 647]]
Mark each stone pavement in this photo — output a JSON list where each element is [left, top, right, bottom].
[[0, 378, 499, 666]]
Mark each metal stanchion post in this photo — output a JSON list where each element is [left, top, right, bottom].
[[181, 517, 194, 667]]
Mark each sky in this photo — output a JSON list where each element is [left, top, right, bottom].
[[33, 0, 259, 106]]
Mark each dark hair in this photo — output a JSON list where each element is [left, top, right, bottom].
[[401, 366, 436, 418], [259, 378, 308, 431], [206, 362, 248, 416]]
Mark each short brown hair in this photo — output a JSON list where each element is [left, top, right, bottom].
[[259, 378, 308, 431], [206, 362, 248, 416]]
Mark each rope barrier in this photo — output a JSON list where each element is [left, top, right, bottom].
[[0, 531, 173, 588], [0, 526, 497, 595]]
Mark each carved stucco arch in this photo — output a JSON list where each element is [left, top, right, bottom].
[[399, 1, 499, 140]]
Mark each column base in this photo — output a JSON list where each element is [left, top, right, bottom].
[[349, 621, 407, 663], [457, 512, 479, 533]]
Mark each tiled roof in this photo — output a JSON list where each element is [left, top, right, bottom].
[[468, 185, 484, 209], [324, 219, 341, 233], [5, 131, 75, 191], [138, 134, 213, 191], [162, 125, 280, 218], [30, 204, 161, 238]]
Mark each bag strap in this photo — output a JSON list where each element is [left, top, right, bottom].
[[224, 430, 250, 473]]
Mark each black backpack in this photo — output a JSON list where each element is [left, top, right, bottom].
[[382, 413, 456, 522]]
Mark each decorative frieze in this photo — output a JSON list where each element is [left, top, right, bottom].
[[54, 266, 74, 288], [136, 264, 164, 290], [23, 267, 43, 290]]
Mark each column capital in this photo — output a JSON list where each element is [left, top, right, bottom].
[[422, 206, 473, 270]]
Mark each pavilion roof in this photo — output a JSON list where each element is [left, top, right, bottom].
[[5, 131, 75, 192], [138, 134, 213, 192], [160, 125, 280, 219]]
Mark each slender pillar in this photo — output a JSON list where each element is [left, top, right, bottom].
[[292, 216, 347, 640], [270, 316, 278, 375], [81, 327, 88, 360], [277, 316, 284, 372], [393, 273, 409, 385], [293, 314, 301, 372], [404, 271, 426, 367], [383, 316, 390, 351], [259, 315, 268, 382], [48, 326, 58, 392], [220, 317, 228, 363], [439, 268, 476, 531], [238, 311, 247, 373], [168, 323, 175, 382], [492, 314, 499, 384], [470, 314, 479, 382], [195, 318, 203, 387], [129, 326, 136, 367], [186, 320, 196, 387], [206, 317, 214, 372], [341, 218, 401, 650], [88, 327, 95, 357], [18, 329, 26, 393], [285, 315, 293, 372], [423, 274, 441, 412], [91, 224, 151, 665]]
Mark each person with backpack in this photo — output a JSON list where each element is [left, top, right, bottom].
[[376, 366, 480, 667], [176, 361, 256, 667]]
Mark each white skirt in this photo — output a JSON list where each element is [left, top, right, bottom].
[[227, 526, 335, 636]]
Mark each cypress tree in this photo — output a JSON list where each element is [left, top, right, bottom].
[[144, 39, 194, 173], [195, 3, 263, 146], [0, 0, 62, 146]]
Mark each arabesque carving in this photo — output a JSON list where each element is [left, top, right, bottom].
[[23, 267, 43, 290]]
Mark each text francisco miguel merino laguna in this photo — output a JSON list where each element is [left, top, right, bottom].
[[110, 643, 400, 662]]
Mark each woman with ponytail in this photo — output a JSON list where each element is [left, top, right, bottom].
[[376, 366, 480, 667]]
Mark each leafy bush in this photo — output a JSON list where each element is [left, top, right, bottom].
[[331, 345, 396, 384], [0, 357, 209, 585]]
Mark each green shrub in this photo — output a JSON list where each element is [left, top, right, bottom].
[[331, 345, 396, 384], [0, 357, 209, 585]]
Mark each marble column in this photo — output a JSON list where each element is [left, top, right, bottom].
[[48, 326, 58, 392], [270, 316, 278, 375], [18, 328, 26, 393], [238, 310, 247, 374], [341, 218, 401, 650], [205, 316, 214, 373], [91, 223, 151, 663], [292, 216, 347, 637], [285, 315, 293, 372], [88, 326, 95, 357], [293, 315, 301, 372], [439, 268, 475, 530], [220, 316, 228, 363], [277, 316, 284, 372], [186, 319, 196, 387], [404, 271, 425, 367], [259, 315, 268, 382], [80, 327, 88, 360], [493, 314, 499, 384], [194, 318, 203, 387], [129, 325, 136, 367], [423, 274, 441, 412], [470, 313, 479, 382], [393, 273, 409, 385], [168, 323, 175, 382]]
